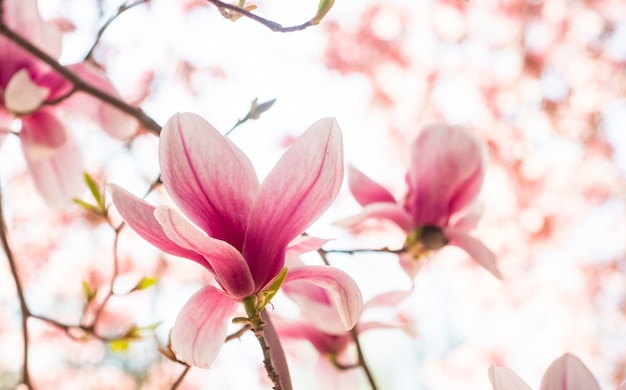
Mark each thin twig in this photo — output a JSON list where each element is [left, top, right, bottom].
[[323, 247, 405, 255], [0, 21, 162, 135], [169, 365, 191, 390], [350, 327, 378, 390], [0, 189, 32, 389], [226, 324, 251, 342], [85, 0, 149, 61], [205, 0, 313, 32]]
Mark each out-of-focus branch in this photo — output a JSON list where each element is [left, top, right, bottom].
[[0, 21, 162, 135], [205, 0, 317, 32], [85, 0, 149, 61], [169, 365, 191, 390], [0, 189, 32, 389]]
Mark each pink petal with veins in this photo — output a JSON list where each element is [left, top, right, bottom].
[[171, 286, 238, 368], [488, 365, 532, 390], [159, 112, 259, 250], [244, 117, 344, 290], [154, 206, 255, 298], [285, 265, 362, 331], [540, 353, 601, 390], [108, 185, 209, 267]]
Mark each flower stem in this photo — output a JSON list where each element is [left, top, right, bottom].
[[243, 297, 291, 390]]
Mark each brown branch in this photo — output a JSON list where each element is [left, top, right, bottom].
[[0, 21, 162, 135], [350, 327, 378, 390], [205, 0, 313, 32], [170, 365, 191, 390], [0, 189, 32, 389]]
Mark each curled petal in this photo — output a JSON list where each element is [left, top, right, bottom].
[[154, 206, 255, 299], [171, 286, 238, 368], [160, 113, 258, 250], [540, 353, 601, 390], [347, 164, 396, 206], [334, 202, 414, 232], [488, 365, 531, 390], [285, 236, 331, 258], [445, 228, 501, 279], [285, 265, 363, 331], [404, 124, 486, 226], [63, 62, 137, 140], [274, 319, 352, 356], [20, 110, 84, 209], [5, 69, 49, 114], [244, 118, 344, 289], [108, 185, 208, 266]]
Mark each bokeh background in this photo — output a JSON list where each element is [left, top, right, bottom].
[[1, 0, 626, 388]]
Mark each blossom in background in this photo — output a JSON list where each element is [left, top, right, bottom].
[[338, 124, 499, 278], [110, 112, 362, 368], [0, 0, 135, 208], [277, 271, 414, 389], [489, 353, 626, 390]]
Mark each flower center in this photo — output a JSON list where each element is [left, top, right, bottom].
[[404, 225, 449, 258]]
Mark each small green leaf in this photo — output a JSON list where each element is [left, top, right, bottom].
[[109, 339, 129, 352], [83, 173, 105, 210], [248, 98, 277, 120], [310, 0, 334, 25], [127, 322, 162, 339], [82, 280, 97, 303], [132, 276, 158, 292], [258, 267, 288, 311], [73, 198, 101, 215]]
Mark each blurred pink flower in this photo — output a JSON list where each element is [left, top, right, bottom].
[[338, 123, 500, 278], [0, 0, 135, 208], [489, 353, 626, 390], [277, 278, 413, 389], [110, 112, 362, 368]]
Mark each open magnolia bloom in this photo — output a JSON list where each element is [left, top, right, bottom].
[[109, 113, 362, 368], [0, 0, 135, 208], [338, 124, 500, 279], [489, 353, 626, 390]]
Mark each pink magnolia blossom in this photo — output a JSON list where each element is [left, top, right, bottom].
[[338, 124, 500, 278], [0, 0, 135, 208], [109, 112, 362, 368], [489, 353, 626, 390]]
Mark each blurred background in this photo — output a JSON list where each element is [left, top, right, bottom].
[[1, 0, 626, 388]]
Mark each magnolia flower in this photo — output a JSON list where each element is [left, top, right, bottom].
[[489, 353, 626, 390], [109, 113, 362, 368], [0, 0, 135, 208], [338, 124, 499, 278]]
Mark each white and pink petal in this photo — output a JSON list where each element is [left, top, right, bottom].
[[347, 164, 396, 206], [171, 286, 239, 368]]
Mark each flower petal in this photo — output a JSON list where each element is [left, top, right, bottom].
[[154, 206, 255, 298], [445, 228, 501, 279], [159, 113, 259, 250], [404, 124, 486, 226], [540, 353, 601, 390], [108, 185, 208, 267], [3, 0, 62, 59], [63, 62, 137, 140], [244, 118, 344, 289], [334, 202, 414, 232], [171, 286, 238, 368], [362, 290, 412, 310], [347, 164, 396, 206], [285, 265, 363, 331], [20, 110, 84, 209], [488, 365, 532, 390], [5, 69, 49, 114], [285, 236, 331, 258]]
